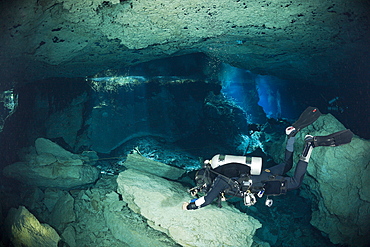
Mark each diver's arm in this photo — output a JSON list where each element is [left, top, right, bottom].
[[184, 176, 229, 210]]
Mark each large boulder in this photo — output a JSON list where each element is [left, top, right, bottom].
[[117, 167, 262, 247], [103, 191, 180, 247], [3, 138, 100, 189], [4, 206, 60, 247], [122, 153, 185, 180], [291, 114, 370, 247], [48, 191, 76, 230], [70, 175, 180, 246]]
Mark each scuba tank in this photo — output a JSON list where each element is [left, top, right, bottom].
[[208, 154, 262, 175]]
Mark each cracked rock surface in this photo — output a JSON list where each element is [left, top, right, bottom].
[[1, 0, 369, 89]]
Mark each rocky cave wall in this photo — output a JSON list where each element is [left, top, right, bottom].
[[1, 0, 370, 90], [299, 116, 370, 247], [265, 114, 370, 247]]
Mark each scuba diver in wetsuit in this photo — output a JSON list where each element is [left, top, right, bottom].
[[183, 107, 354, 210]]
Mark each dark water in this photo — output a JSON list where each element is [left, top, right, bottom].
[[235, 191, 344, 247]]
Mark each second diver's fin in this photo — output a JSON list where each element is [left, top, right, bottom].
[[312, 129, 354, 147], [292, 106, 322, 131]]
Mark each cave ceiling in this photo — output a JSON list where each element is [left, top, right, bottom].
[[0, 0, 369, 90]]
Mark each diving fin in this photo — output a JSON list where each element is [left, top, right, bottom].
[[292, 106, 322, 131], [312, 129, 354, 147]]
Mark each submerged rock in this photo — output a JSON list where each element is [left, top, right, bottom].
[[4, 206, 60, 247], [1, 158, 262, 247], [122, 153, 185, 180], [49, 191, 76, 229], [291, 114, 370, 247], [117, 167, 262, 247], [70, 175, 180, 247], [3, 138, 99, 189], [103, 191, 180, 247]]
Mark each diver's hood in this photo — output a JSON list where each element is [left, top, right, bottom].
[[195, 168, 212, 191]]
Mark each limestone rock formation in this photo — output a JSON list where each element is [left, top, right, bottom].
[[117, 168, 262, 247], [103, 191, 180, 247], [289, 114, 370, 247], [4, 206, 60, 247], [1, 153, 265, 246], [68, 175, 180, 247], [3, 138, 100, 189], [1, 0, 369, 88], [49, 191, 76, 229], [122, 153, 185, 180]]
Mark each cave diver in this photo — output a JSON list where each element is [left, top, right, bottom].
[[183, 107, 354, 210]]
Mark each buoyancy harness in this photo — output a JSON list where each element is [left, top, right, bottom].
[[208, 154, 263, 207], [221, 174, 288, 207], [190, 154, 264, 207], [210, 169, 257, 207]]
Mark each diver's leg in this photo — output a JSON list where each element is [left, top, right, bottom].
[[285, 160, 308, 190], [282, 136, 295, 174], [285, 136, 313, 190], [268, 151, 293, 175], [285, 130, 353, 191], [312, 129, 353, 147], [269, 135, 295, 175]]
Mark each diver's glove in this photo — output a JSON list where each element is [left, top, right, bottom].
[[182, 199, 199, 210]]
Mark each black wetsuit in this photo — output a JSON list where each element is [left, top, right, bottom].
[[250, 148, 308, 195], [187, 137, 309, 210]]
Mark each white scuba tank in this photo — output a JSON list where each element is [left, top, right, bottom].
[[209, 154, 262, 175]]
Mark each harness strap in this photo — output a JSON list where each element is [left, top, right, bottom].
[[208, 167, 239, 187], [207, 167, 246, 198]]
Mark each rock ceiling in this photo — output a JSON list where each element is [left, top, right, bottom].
[[0, 0, 369, 90]]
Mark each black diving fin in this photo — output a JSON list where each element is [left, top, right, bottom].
[[312, 129, 354, 147], [292, 106, 322, 131]]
